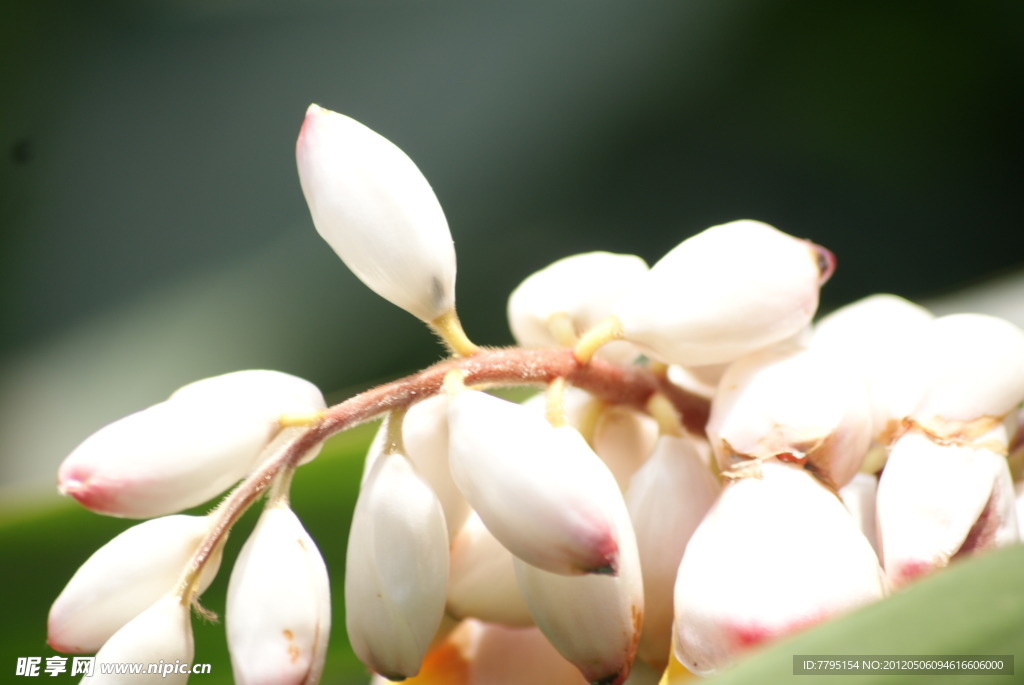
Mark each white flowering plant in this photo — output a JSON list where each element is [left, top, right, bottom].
[[43, 104, 1024, 685]]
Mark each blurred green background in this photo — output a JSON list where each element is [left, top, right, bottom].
[[2, 1, 1023, 683]]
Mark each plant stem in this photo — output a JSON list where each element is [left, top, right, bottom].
[[182, 345, 710, 599]]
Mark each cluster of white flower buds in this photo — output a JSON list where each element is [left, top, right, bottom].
[[48, 104, 1024, 685]]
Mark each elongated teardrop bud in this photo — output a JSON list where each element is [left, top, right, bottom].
[[615, 220, 829, 367], [447, 389, 624, 575], [80, 594, 193, 685], [345, 450, 449, 680], [57, 370, 325, 518], [227, 502, 331, 685], [625, 435, 719, 670], [48, 515, 221, 654], [296, 104, 457, 324]]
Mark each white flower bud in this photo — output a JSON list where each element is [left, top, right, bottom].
[[80, 594, 193, 685], [227, 502, 331, 685], [673, 460, 886, 676], [907, 314, 1024, 437], [625, 435, 719, 670], [615, 220, 829, 367], [589, 404, 660, 491], [447, 389, 624, 575], [48, 515, 221, 654], [345, 450, 449, 680], [512, 484, 643, 685], [361, 397, 471, 540], [875, 426, 1019, 586], [446, 514, 533, 627], [57, 370, 325, 518], [507, 251, 648, 363], [296, 104, 456, 323], [868, 314, 1024, 445], [812, 294, 933, 356], [401, 395, 472, 538], [707, 346, 872, 488], [811, 293, 933, 448], [532, 388, 658, 490]]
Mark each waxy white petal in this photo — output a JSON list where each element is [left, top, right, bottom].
[[615, 220, 829, 367], [447, 390, 623, 575], [447, 514, 534, 628], [812, 294, 933, 357], [625, 435, 720, 670], [345, 451, 449, 679], [811, 294, 933, 446], [589, 405, 659, 491], [839, 473, 880, 557], [57, 370, 325, 518], [48, 515, 220, 654], [401, 395, 472, 538], [512, 487, 643, 685], [868, 314, 1024, 444], [707, 347, 872, 488], [908, 314, 1024, 435], [875, 427, 1019, 586], [296, 104, 456, 323], [227, 503, 331, 685], [362, 397, 471, 540], [532, 388, 659, 490], [508, 251, 648, 363], [81, 594, 193, 685], [673, 460, 886, 676]]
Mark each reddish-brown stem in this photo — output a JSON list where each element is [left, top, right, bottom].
[[181, 346, 710, 597]]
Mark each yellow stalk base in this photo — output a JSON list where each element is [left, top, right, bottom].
[[573, 315, 624, 364], [430, 309, 480, 357]]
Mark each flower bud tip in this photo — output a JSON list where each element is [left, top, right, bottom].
[[812, 243, 836, 285]]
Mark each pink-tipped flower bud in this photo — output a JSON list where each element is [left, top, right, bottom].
[[625, 435, 720, 671], [296, 104, 457, 323], [512, 481, 647, 683], [80, 594, 193, 684], [57, 370, 325, 518], [707, 346, 873, 488], [447, 389, 625, 576], [512, 479, 643, 685], [507, 251, 648, 363], [48, 515, 221, 654], [345, 450, 449, 680], [875, 425, 1019, 587], [673, 460, 886, 676], [615, 220, 830, 367], [226, 502, 331, 685]]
